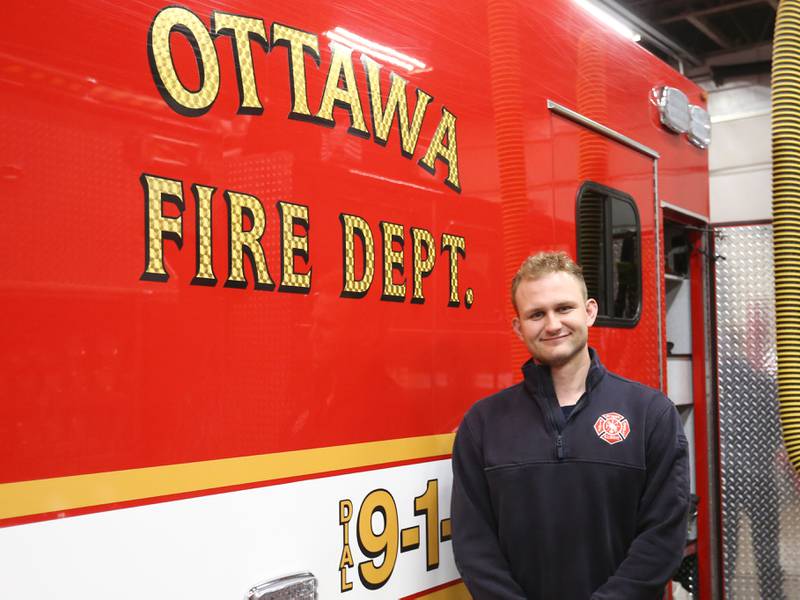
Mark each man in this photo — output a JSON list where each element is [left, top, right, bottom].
[[451, 251, 689, 599]]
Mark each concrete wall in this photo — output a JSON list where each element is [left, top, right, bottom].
[[705, 75, 772, 224]]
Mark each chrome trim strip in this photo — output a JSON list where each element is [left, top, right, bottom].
[[661, 200, 710, 223], [702, 228, 722, 600], [547, 99, 660, 159], [654, 159, 664, 390]]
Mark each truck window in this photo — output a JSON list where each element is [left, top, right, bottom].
[[576, 182, 641, 327]]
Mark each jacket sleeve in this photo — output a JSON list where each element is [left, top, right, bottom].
[[591, 403, 690, 600], [451, 419, 528, 600]]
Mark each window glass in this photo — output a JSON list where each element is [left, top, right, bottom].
[[577, 187, 605, 307], [611, 198, 639, 319], [577, 183, 641, 326]]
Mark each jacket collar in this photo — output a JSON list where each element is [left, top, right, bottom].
[[521, 347, 606, 401]]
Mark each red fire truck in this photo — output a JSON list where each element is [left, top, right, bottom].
[[0, 1, 712, 598]]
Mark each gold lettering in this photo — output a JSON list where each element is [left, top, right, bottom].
[[271, 23, 319, 118], [191, 184, 217, 285], [339, 498, 354, 591], [340, 551, 354, 592], [316, 43, 369, 137], [381, 221, 405, 301], [141, 174, 184, 282], [362, 55, 432, 156], [212, 12, 268, 114], [411, 227, 435, 303], [339, 499, 353, 529], [419, 107, 460, 192], [340, 214, 375, 298], [414, 479, 440, 570], [277, 201, 311, 293], [441, 233, 466, 306], [339, 544, 354, 570], [357, 489, 399, 589], [147, 7, 220, 116], [225, 191, 274, 289]]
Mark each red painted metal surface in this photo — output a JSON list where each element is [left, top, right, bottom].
[[0, 0, 707, 502], [664, 207, 714, 600], [689, 227, 713, 600]]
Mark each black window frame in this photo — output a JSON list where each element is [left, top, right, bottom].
[[575, 181, 642, 328]]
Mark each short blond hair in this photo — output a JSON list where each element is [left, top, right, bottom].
[[511, 251, 587, 311]]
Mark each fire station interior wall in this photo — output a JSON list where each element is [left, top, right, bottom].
[[706, 76, 771, 224]]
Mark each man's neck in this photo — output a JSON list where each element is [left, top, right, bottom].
[[550, 348, 591, 407]]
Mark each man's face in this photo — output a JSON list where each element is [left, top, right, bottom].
[[512, 272, 598, 368]]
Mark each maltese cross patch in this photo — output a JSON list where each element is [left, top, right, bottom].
[[593, 412, 630, 445]]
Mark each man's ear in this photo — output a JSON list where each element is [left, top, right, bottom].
[[585, 298, 598, 326], [512, 316, 523, 341]]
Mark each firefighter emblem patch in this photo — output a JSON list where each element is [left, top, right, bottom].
[[593, 412, 630, 445]]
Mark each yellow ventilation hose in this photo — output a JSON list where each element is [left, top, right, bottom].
[[773, 0, 800, 473]]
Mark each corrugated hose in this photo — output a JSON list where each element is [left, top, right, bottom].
[[773, 0, 800, 472]]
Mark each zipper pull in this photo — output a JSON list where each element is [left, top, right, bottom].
[[556, 435, 564, 459]]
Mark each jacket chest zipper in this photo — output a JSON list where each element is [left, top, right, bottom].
[[544, 406, 563, 459], [544, 412, 564, 460], [565, 393, 589, 424], [554, 393, 589, 460]]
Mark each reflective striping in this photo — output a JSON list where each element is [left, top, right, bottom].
[[0, 433, 455, 521], [2, 460, 460, 598], [401, 580, 471, 600], [421, 583, 471, 600]]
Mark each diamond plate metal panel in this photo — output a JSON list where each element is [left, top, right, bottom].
[[715, 225, 800, 599]]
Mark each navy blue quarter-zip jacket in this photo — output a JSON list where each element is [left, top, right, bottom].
[[451, 349, 689, 600]]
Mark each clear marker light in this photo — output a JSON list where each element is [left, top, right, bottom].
[[657, 86, 691, 134], [688, 105, 712, 149], [247, 573, 317, 600], [574, 0, 642, 43]]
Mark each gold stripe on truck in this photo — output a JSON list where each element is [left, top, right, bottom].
[[416, 582, 472, 599], [0, 433, 455, 521]]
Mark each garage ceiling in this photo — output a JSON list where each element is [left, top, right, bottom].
[[596, 0, 775, 82]]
